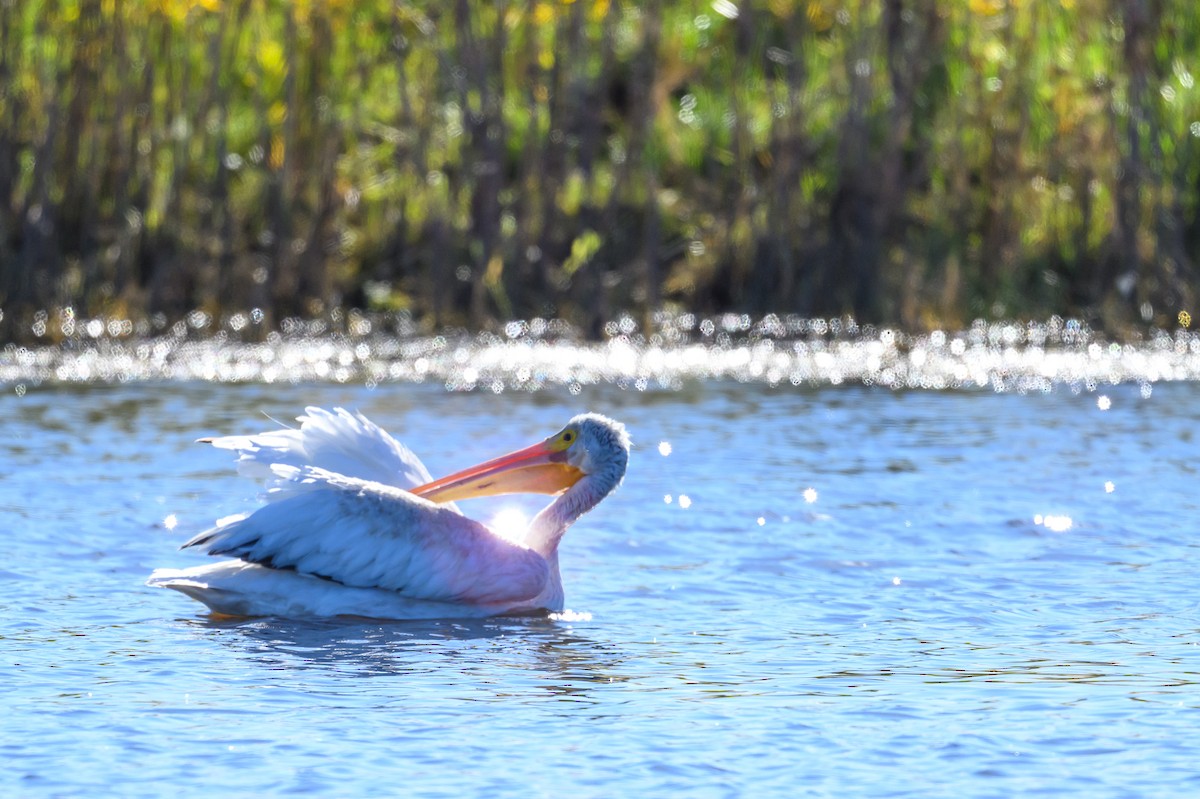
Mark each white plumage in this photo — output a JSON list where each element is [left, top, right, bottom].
[[205, 406, 444, 493], [148, 407, 629, 619]]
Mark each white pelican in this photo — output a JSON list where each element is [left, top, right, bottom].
[[147, 407, 629, 619]]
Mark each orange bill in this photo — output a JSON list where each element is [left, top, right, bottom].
[[411, 439, 584, 504]]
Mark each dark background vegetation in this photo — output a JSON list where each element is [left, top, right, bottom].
[[0, 0, 1197, 342]]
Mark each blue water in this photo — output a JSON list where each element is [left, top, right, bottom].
[[3, 379, 1199, 797]]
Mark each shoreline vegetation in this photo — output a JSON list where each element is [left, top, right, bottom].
[[0, 1, 1197, 344]]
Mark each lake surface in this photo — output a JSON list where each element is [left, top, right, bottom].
[[3, 345, 1200, 796]]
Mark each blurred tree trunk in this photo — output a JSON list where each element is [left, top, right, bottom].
[[829, 4, 880, 321], [881, 0, 943, 325], [535, 1, 575, 312], [626, 1, 662, 330], [764, 7, 809, 314], [0, 0, 22, 334], [512, 0, 548, 314], [1113, 0, 1150, 315], [715, 3, 756, 310], [296, 11, 337, 313], [269, 7, 301, 318], [198, 9, 238, 313], [147, 16, 190, 317], [18, 4, 66, 316], [1142, 3, 1196, 317], [451, 0, 506, 325], [68, 0, 104, 306]]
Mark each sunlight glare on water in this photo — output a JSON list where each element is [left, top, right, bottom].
[[1034, 513, 1074, 532], [5, 313, 1200, 392], [489, 506, 530, 543]]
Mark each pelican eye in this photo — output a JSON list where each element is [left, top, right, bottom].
[[547, 427, 577, 453]]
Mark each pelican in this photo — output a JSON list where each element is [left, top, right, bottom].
[[147, 407, 629, 619]]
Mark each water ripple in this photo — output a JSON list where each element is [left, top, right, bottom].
[[5, 375, 1200, 798]]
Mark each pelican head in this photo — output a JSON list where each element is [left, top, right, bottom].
[[411, 413, 630, 504]]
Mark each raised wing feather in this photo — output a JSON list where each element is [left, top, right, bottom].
[[206, 407, 442, 493], [182, 466, 549, 605]]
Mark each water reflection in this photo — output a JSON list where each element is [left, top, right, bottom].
[[181, 614, 633, 698]]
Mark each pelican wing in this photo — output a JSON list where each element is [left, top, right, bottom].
[[182, 466, 549, 604], [206, 406, 443, 494]]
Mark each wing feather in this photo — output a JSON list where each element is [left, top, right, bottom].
[[206, 407, 443, 494], [182, 466, 548, 605]]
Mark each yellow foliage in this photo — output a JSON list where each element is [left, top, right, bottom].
[[563, 230, 602, 277], [558, 170, 586, 216], [258, 39, 286, 77], [767, 0, 798, 18], [533, 3, 555, 26], [150, 0, 219, 22], [806, 1, 833, 31], [484, 255, 504, 287], [293, 0, 352, 28], [969, 0, 1006, 15], [1053, 81, 1080, 133], [982, 41, 1008, 64]]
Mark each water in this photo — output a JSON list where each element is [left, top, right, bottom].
[[7, 315, 1200, 391], [3, 373, 1200, 797]]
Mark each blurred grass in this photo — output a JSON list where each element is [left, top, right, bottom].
[[0, 0, 1196, 341]]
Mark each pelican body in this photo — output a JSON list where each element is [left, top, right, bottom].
[[148, 408, 629, 619]]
